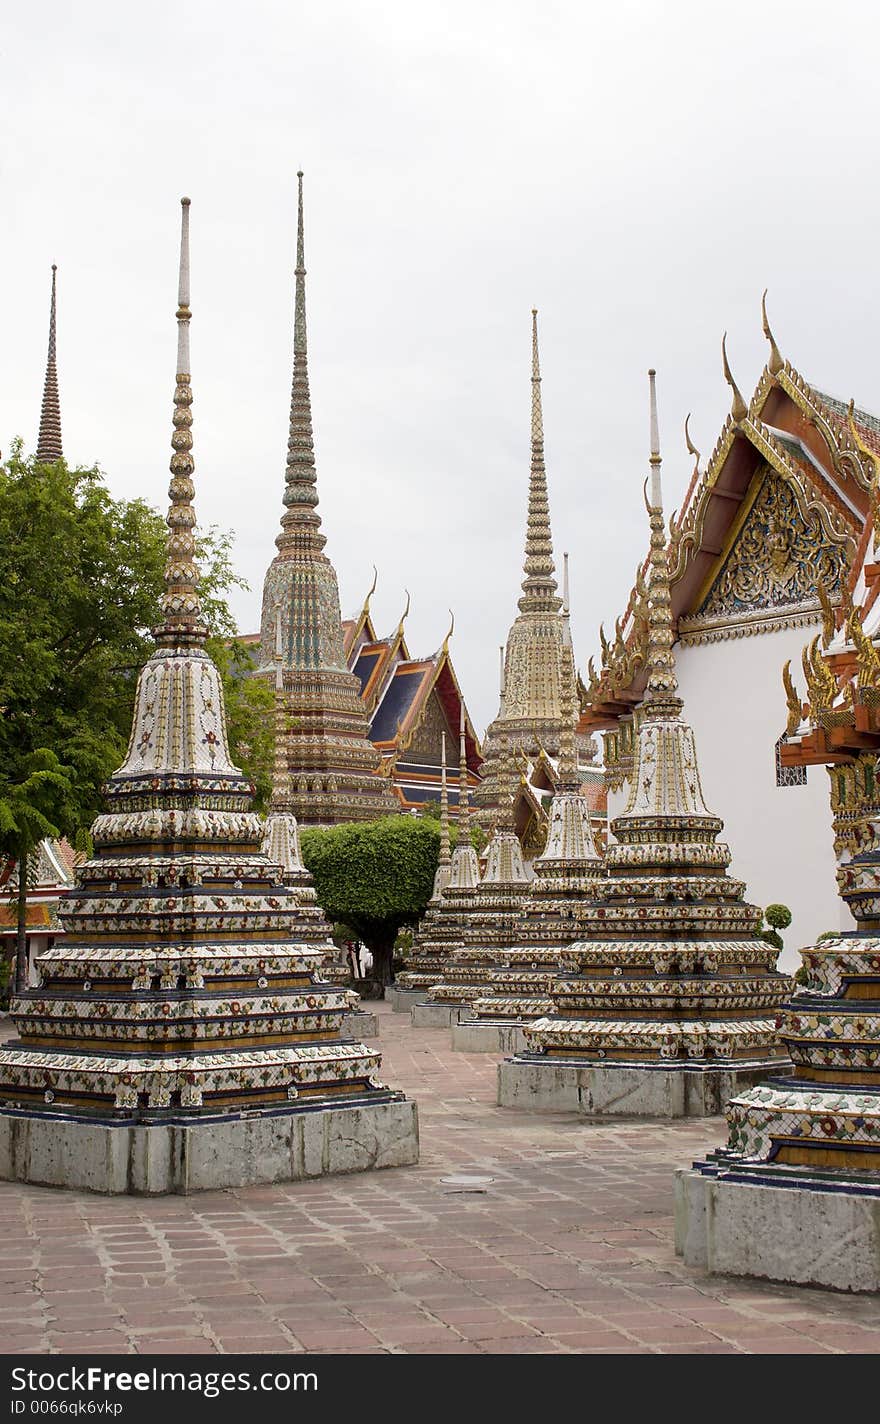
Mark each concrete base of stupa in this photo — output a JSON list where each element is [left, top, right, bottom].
[[497, 1058, 778, 1118], [346, 1009, 380, 1039], [411, 1002, 459, 1029], [675, 1163, 880, 1293], [451, 1019, 529, 1054], [386, 986, 423, 1013], [0, 1097, 419, 1196]]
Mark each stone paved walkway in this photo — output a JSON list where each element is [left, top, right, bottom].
[[2, 1004, 880, 1355]]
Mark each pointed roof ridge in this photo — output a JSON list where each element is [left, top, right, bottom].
[[36, 264, 63, 463], [518, 308, 561, 615], [154, 197, 206, 649], [276, 170, 325, 554], [641, 369, 681, 715]]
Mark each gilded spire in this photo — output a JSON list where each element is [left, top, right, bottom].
[[558, 556, 579, 788], [518, 310, 561, 615], [430, 728, 453, 901], [642, 370, 681, 716], [438, 731, 451, 865], [277, 171, 325, 554], [155, 199, 205, 649], [36, 265, 63, 463], [458, 701, 470, 827]]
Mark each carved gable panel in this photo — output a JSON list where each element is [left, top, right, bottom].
[[398, 687, 455, 765], [680, 466, 846, 642]]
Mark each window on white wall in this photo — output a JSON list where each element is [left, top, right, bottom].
[[775, 734, 807, 788]]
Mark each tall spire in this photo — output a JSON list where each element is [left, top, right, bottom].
[[458, 701, 470, 828], [518, 310, 561, 615], [430, 729, 453, 902], [558, 564, 579, 788], [438, 731, 451, 865], [277, 170, 325, 553], [642, 369, 681, 716], [155, 198, 205, 649], [36, 265, 63, 463]]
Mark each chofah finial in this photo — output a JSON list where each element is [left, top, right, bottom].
[[721, 333, 749, 422], [761, 290, 784, 376], [684, 412, 701, 476]]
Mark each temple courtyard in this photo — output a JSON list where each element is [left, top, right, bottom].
[[0, 1006, 877, 1357]]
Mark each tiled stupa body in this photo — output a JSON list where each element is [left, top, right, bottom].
[[451, 594, 606, 1051], [677, 414, 880, 1287], [403, 318, 606, 1039], [0, 199, 417, 1193], [393, 710, 481, 1012], [499, 372, 790, 1117], [414, 741, 533, 1028]]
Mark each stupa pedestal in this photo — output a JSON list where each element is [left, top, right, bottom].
[[387, 984, 424, 1013], [675, 929, 880, 1290], [0, 198, 416, 1193], [676, 857, 880, 1287]]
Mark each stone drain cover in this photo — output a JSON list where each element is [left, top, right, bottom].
[[439, 1173, 496, 1192]]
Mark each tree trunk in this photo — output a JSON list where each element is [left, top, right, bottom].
[[362, 929, 396, 988], [15, 845, 28, 996]]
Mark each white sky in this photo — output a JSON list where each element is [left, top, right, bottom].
[[3, 0, 880, 738]]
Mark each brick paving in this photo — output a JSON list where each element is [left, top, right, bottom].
[[2, 1004, 880, 1355]]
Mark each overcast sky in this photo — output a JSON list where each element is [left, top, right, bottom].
[[4, 1, 880, 737]]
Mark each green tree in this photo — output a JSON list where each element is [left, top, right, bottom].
[[0, 751, 75, 989], [0, 445, 270, 982], [300, 816, 442, 985], [760, 902, 793, 952]]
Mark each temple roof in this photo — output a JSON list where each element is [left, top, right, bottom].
[[583, 317, 877, 730]]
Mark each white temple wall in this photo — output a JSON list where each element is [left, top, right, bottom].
[[606, 623, 852, 971]]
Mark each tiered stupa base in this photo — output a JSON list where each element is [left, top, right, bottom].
[[676, 931, 880, 1290], [0, 1095, 417, 1195], [497, 936, 789, 1116], [498, 1055, 781, 1118], [387, 984, 423, 1013], [674, 1152, 880, 1294]]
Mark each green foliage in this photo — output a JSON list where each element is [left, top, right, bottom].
[[758, 902, 792, 955], [793, 964, 809, 985], [300, 816, 441, 983], [814, 930, 840, 943], [764, 903, 793, 931], [207, 636, 275, 812], [759, 929, 784, 951], [0, 445, 271, 947]]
